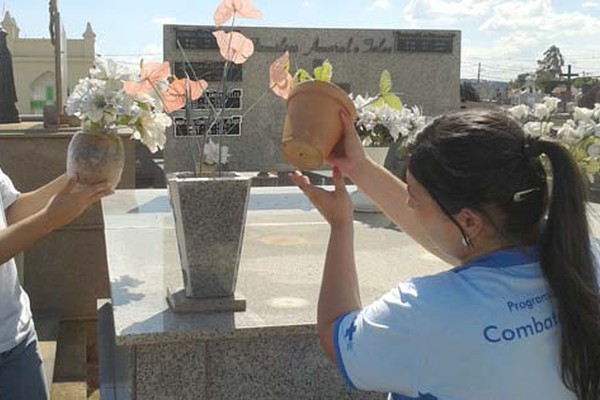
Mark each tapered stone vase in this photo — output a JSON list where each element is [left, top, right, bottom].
[[282, 81, 357, 170], [166, 172, 252, 313], [66, 129, 125, 190]]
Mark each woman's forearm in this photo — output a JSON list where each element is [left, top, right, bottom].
[[318, 223, 361, 362]]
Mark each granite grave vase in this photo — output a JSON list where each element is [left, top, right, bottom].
[[167, 172, 252, 313]]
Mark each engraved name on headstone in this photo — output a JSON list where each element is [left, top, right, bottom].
[[174, 115, 242, 137], [194, 89, 242, 110]]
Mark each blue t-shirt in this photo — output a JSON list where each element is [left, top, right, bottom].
[[334, 245, 597, 400]]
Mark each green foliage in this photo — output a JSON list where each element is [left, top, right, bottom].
[[293, 60, 333, 83], [573, 77, 599, 89], [579, 82, 600, 109], [371, 70, 403, 110], [379, 70, 393, 94], [510, 73, 530, 89], [293, 68, 312, 83], [536, 75, 562, 94], [568, 135, 600, 183], [536, 45, 564, 76], [460, 81, 480, 102], [356, 124, 396, 147], [313, 60, 333, 82]]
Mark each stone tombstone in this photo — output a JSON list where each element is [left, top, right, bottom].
[[0, 28, 20, 123], [163, 26, 461, 172]]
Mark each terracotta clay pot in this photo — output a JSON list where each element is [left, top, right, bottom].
[[282, 81, 357, 170], [66, 130, 125, 190]]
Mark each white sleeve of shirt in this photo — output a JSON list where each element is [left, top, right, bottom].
[[0, 166, 20, 210], [334, 282, 422, 396]]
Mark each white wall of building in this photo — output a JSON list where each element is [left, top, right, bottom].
[[1, 11, 95, 115]]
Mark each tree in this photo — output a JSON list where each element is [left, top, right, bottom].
[[510, 72, 530, 89], [536, 71, 561, 94], [536, 45, 564, 77], [460, 81, 480, 102], [579, 82, 600, 109]]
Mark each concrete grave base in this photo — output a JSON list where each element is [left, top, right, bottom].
[[166, 287, 247, 313]]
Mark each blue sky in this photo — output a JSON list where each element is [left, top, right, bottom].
[[4, 0, 600, 81]]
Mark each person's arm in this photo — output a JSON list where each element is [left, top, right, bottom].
[[0, 178, 112, 266], [290, 169, 361, 363], [331, 111, 459, 266], [319, 222, 360, 363], [6, 174, 68, 225]]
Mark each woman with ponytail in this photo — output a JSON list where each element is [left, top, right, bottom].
[[290, 109, 600, 400]]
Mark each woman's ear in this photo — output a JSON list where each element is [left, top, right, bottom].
[[454, 208, 485, 243]]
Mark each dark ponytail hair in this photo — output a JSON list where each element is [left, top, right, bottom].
[[409, 109, 600, 400], [539, 140, 600, 399]]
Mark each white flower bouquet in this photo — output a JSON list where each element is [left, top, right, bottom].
[[66, 58, 173, 153], [508, 98, 600, 183], [351, 71, 428, 152]]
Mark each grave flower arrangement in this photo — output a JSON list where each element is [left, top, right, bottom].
[[66, 54, 220, 153], [351, 70, 428, 154], [66, 0, 264, 177], [508, 98, 600, 183], [162, 0, 264, 311], [64, 57, 205, 188], [173, 0, 263, 173]]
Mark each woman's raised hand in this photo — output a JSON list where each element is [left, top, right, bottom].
[[289, 167, 353, 228], [326, 109, 369, 179]]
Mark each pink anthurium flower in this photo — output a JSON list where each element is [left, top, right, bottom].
[[213, 30, 255, 65], [162, 78, 208, 113], [214, 0, 262, 26], [124, 61, 171, 96], [269, 51, 293, 100]]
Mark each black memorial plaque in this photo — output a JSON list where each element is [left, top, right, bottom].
[[175, 29, 218, 50], [191, 89, 242, 110], [394, 32, 454, 53], [173, 61, 243, 82]]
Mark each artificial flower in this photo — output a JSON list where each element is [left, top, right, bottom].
[[214, 0, 262, 26], [162, 78, 208, 113], [124, 61, 171, 96], [269, 51, 293, 100], [213, 30, 255, 64]]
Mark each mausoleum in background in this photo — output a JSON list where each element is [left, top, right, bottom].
[[0, 11, 95, 116]]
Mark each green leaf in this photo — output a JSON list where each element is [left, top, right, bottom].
[[370, 97, 386, 108], [587, 172, 595, 184], [294, 68, 312, 83], [313, 60, 333, 82], [382, 93, 403, 110], [379, 70, 392, 95]]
